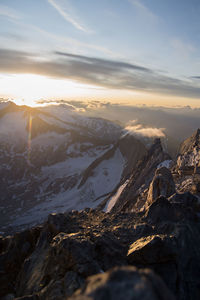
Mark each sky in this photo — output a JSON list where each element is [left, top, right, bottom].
[[0, 0, 200, 107]]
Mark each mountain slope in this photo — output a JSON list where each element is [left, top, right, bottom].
[[0, 102, 147, 233], [103, 138, 171, 213]]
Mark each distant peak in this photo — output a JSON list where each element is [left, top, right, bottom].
[[195, 128, 200, 137], [193, 128, 200, 147], [148, 138, 163, 156]]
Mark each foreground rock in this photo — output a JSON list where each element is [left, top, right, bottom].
[[1, 203, 200, 299], [70, 266, 175, 300]]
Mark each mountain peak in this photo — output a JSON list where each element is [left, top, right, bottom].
[[148, 138, 163, 156], [193, 128, 200, 145], [179, 129, 200, 156]]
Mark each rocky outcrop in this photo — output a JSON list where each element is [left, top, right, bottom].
[[79, 134, 147, 188], [175, 129, 200, 175], [169, 191, 200, 208], [70, 266, 175, 300], [0, 227, 41, 297], [109, 138, 171, 213], [118, 134, 147, 178], [146, 167, 175, 206], [1, 203, 200, 299], [170, 129, 200, 196]]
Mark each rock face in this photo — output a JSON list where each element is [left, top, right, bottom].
[[1, 204, 200, 300], [173, 129, 200, 194], [3, 126, 200, 300], [70, 266, 175, 300], [108, 138, 171, 213], [146, 167, 176, 206]]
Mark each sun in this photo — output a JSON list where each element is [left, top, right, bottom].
[[0, 73, 101, 107]]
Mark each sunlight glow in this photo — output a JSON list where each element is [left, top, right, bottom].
[[27, 114, 32, 165], [0, 73, 102, 107], [1, 73, 200, 108]]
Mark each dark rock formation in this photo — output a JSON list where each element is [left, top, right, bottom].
[[79, 134, 146, 188], [174, 129, 200, 177], [69, 266, 175, 300], [0, 227, 41, 298], [109, 138, 171, 213], [147, 167, 175, 206], [1, 204, 200, 299], [169, 191, 200, 211]]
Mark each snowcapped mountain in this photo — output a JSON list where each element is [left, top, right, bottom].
[[0, 102, 146, 233]]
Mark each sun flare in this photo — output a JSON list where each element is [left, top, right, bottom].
[[0, 73, 101, 107]]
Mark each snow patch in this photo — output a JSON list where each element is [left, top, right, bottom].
[[157, 160, 173, 169], [104, 180, 129, 212]]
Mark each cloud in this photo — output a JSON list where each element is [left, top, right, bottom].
[[55, 51, 151, 72], [128, 0, 158, 22], [0, 32, 27, 41], [124, 120, 165, 138], [0, 4, 20, 20], [47, 0, 91, 33], [191, 76, 200, 80], [0, 48, 200, 99], [171, 38, 196, 58]]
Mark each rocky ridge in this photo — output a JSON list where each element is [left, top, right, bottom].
[[1, 196, 200, 299], [2, 106, 200, 300]]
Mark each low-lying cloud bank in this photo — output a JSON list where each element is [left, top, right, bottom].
[[0, 48, 200, 99], [124, 120, 165, 138]]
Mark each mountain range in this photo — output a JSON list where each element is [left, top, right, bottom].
[[1, 101, 200, 299]]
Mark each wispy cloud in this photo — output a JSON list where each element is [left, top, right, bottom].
[[191, 76, 200, 80], [0, 32, 27, 42], [47, 0, 91, 33], [128, 0, 158, 22], [124, 120, 165, 138], [29, 24, 116, 57], [171, 38, 196, 58], [0, 49, 200, 99], [0, 4, 20, 20]]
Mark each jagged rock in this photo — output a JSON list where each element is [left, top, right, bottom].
[[0, 228, 40, 297], [110, 138, 171, 213], [169, 191, 200, 211], [118, 134, 147, 178], [145, 195, 198, 224], [147, 167, 175, 206], [127, 223, 200, 300], [69, 266, 175, 300], [1, 207, 200, 299], [127, 234, 178, 265], [175, 129, 200, 176], [14, 212, 126, 299], [179, 128, 200, 156], [144, 196, 176, 223], [15, 231, 100, 297]]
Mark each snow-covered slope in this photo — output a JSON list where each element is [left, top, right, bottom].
[[0, 102, 146, 233]]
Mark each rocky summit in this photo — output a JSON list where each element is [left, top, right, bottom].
[[1, 198, 200, 300], [1, 104, 200, 300]]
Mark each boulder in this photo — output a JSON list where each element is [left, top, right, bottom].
[[127, 224, 200, 300], [69, 266, 175, 300], [0, 228, 40, 297], [147, 167, 175, 206], [169, 191, 200, 211], [127, 234, 178, 265]]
